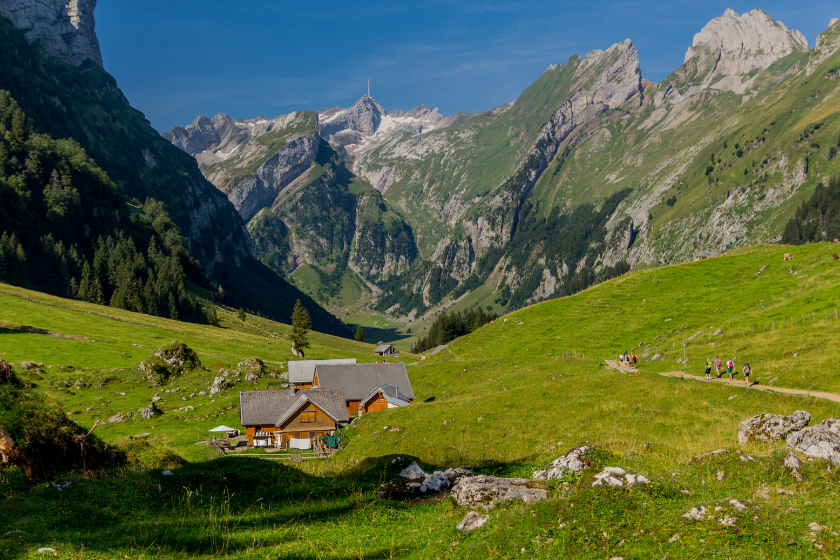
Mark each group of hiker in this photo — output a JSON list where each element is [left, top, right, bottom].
[[619, 351, 637, 369], [704, 356, 752, 386]]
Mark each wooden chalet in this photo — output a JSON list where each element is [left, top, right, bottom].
[[360, 384, 411, 414], [288, 358, 356, 390], [374, 344, 399, 357], [239, 388, 349, 449], [302, 362, 415, 415]]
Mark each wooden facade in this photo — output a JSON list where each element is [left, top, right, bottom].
[[362, 392, 389, 414], [244, 401, 338, 448]]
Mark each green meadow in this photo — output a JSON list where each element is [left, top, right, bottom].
[[3, 244, 840, 558]]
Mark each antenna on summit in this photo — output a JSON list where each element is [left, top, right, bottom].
[[367, 79, 370, 98]]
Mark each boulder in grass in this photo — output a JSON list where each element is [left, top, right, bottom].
[[533, 444, 592, 481], [139, 402, 163, 419], [451, 475, 547, 511], [456, 511, 490, 531], [141, 341, 205, 384], [738, 411, 811, 444], [785, 419, 840, 465]]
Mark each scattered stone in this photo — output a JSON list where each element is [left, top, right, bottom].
[[713, 328, 724, 335], [650, 353, 662, 361], [682, 506, 707, 520], [784, 451, 803, 481], [738, 410, 811, 444], [161, 469, 173, 476], [107, 412, 133, 424], [139, 402, 163, 419], [809, 522, 823, 533], [151, 395, 161, 402], [786, 418, 840, 465], [591, 467, 648, 488], [719, 516, 737, 527], [239, 358, 265, 382], [198, 391, 207, 396], [209, 376, 229, 396], [37, 548, 56, 554], [533, 444, 592, 481], [755, 487, 771, 499], [451, 475, 547, 511], [668, 534, 681, 543], [456, 511, 490, 531], [716, 470, 725, 481], [729, 499, 747, 512]]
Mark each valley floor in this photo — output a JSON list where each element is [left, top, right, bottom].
[[2, 244, 840, 558]]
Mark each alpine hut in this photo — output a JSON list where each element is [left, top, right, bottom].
[[239, 388, 349, 449], [360, 384, 411, 414], [307, 362, 414, 415]]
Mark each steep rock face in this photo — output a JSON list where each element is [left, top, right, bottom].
[[0, 0, 102, 66], [676, 9, 808, 96], [807, 18, 840, 75], [479, 39, 642, 246], [165, 112, 321, 222], [225, 133, 320, 222]]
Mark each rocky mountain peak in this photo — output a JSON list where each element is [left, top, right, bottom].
[[807, 17, 840, 75], [0, 0, 102, 66], [319, 95, 386, 139], [684, 9, 808, 77]]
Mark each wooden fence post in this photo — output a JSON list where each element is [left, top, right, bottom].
[[813, 312, 816, 323], [772, 321, 775, 331], [752, 326, 755, 335]]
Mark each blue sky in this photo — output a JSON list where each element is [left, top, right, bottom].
[[96, 1, 837, 132]]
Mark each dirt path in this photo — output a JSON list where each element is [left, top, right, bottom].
[[605, 360, 840, 404]]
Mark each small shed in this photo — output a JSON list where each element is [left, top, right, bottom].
[[360, 384, 410, 414], [374, 344, 399, 357]]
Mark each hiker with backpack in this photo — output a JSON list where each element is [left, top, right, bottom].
[[704, 358, 712, 381], [726, 358, 735, 380], [632, 353, 637, 368], [714, 356, 722, 378], [743, 363, 751, 386]]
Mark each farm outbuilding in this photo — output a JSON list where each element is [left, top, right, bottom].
[[288, 358, 356, 390], [374, 344, 399, 357], [304, 362, 415, 415], [360, 384, 411, 414]]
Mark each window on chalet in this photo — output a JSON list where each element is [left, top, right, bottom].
[[301, 412, 316, 423]]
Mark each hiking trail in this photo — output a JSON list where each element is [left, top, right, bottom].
[[604, 360, 840, 404]]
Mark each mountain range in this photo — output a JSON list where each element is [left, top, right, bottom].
[[163, 8, 840, 335]]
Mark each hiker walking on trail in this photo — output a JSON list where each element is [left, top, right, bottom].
[[743, 363, 751, 387], [632, 353, 637, 369], [704, 358, 712, 381], [714, 356, 722, 378], [726, 358, 735, 380]]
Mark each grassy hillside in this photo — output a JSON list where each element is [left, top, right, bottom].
[[3, 245, 840, 558]]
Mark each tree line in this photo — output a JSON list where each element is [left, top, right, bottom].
[[412, 307, 498, 353], [0, 90, 213, 323]]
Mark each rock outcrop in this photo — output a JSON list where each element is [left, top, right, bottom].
[[533, 444, 591, 480], [785, 418, 840, 465], [139, 402, 163, 419], [591, 467, 649, 487], [450, 475, 547, 511], [738, 410, 811, 444], [378, 460, 472, 499], [0, 0, 102, 66]]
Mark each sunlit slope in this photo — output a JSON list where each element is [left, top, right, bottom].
[[449, 243, 840, 392]]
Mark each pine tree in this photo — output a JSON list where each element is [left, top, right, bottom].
[[237, 308, 246, 321], [205, 301, 220, 327], [291, 299, 312, 355], [354, 325, 366, 342]]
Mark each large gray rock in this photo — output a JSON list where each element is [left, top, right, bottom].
[[738, 410, 810, 444], [451, 475, 547, 511], [0, 0, 103, 66], [786, 419, 840, 465], [107, 412, 133, 424], [784, 451, 803, 482], [533, 444, 590, 480], [139, 402, 163, 420]]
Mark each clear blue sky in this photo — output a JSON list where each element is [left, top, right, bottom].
[[96, 1, 837, 132]]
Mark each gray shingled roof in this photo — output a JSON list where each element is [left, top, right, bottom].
[[314, 363, 414, 402], [361, 384, 410, 407], [374, 344, 395, 353], [288, 359, 356, 383], [239, 388, 349, 426]]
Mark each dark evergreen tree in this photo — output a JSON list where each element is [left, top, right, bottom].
[[354, 325, 366, 342], [291, 299, 312, 354]]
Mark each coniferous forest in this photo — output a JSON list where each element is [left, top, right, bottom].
[[782, 174, 840, 245], [0, 90, 211, 323]]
